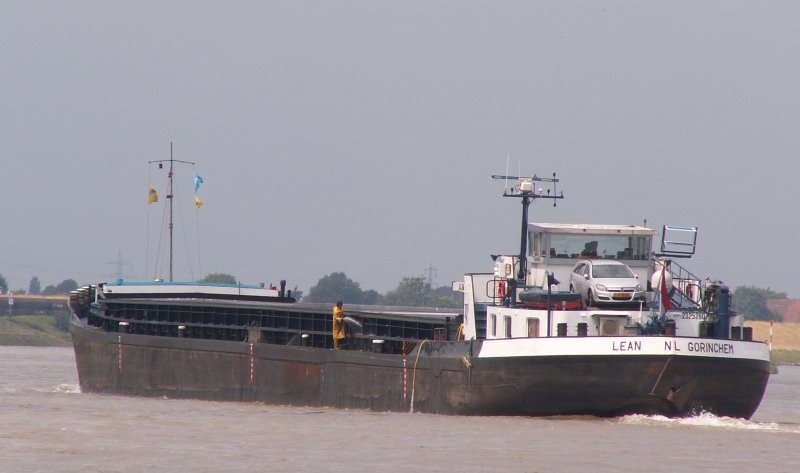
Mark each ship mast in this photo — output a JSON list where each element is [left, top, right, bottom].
[[491, 172, 564, 283], [149, 143, 195, 282]]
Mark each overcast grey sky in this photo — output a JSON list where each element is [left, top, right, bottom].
[[1, 2, 798, 297]]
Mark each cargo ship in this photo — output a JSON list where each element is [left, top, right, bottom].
[[69, 168, 770, 418]]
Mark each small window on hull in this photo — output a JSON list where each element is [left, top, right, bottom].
[[527, 317, 540, 337]]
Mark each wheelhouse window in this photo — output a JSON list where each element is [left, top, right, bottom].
[[504, 316, 512, 338], [544, 234, 651, 260], [490, 314, 497, 337]]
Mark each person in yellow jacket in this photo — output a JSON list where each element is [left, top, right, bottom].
[[332, 301, 346, 349]]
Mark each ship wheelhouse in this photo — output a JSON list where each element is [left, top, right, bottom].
[[528, 223, 656, 290]]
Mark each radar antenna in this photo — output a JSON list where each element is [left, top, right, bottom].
[[491, 172, 565, 282]]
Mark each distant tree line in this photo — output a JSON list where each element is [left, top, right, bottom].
[[1, 271, 789, 317], [0, 274, 78, 296], [299, 275, 791, 314], [732, 286, 786, 322], [198, 271, 461, 308], [303, 272, 461, 308], [198, 273, 305, 300], [199, 273, 238, 285]]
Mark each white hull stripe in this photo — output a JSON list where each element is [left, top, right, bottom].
[[476, 337, 770, 361]]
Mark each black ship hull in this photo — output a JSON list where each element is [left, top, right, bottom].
[[71, 322, 769, 418]]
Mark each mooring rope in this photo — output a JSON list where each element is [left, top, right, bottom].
[[409, 339, 430, 413]]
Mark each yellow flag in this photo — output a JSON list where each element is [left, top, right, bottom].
[[148, 184, 158, 204], [194, 196, 203, 209]]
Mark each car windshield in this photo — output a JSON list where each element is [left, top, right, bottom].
[[592, 264, 634, 279]]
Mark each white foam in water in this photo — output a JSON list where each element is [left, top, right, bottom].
[[51, 383, 81, 394], [619, 411, 799, 434]]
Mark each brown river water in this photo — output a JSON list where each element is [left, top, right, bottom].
[[1, 346, 798, 472]]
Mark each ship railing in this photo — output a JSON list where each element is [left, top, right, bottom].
[[657, 258, 703, 311]]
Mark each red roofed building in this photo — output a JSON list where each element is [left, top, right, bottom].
[[767, 299, 800, 323]]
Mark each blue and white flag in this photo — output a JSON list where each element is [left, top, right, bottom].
[[193, 171, 204, 193]]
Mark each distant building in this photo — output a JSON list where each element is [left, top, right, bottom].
[[766, 299, 800, 323]]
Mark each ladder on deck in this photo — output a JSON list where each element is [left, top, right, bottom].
[[658, 258, 704, 311]]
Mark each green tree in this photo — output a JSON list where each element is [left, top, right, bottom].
[[382, 277, 461, 308], [758, 287, 787, 299], [427, 285, 462, 309], [382, 277, 429, 306], [29, 276, 41, 295], [200, 273, 238, 285], [361, 289, 381, 305], [55, 279, 79, 293], [0, 274, 7, 293], [41, 279, 78, 295], [305, 272, 367, 304], [41, 279, 78, 296], [732, 286, 784, 321]]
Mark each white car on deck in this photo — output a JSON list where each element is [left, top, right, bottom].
[[569, 260, 644, 307]]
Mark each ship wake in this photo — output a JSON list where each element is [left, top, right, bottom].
[[618, 411, 800, 434]]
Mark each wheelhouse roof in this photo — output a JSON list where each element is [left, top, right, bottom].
[[529, 223, 656, 236]]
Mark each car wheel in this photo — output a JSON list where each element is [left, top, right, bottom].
[[588, 290, 595, 307]]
